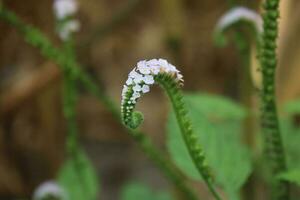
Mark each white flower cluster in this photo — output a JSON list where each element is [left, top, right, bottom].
[[53, 0, 80, 40], [121, 59, 183, 108], [216, 6, 263, 34], [33, 181, 67, 200], [53, 0, 78, 19]]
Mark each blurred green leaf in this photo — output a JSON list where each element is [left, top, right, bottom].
[[278, 169, 300, 186], [284, 99, 300, 115], [121, 182, 173, 200], [57, 149, 99, 200], [167, 93, 252, 198], [282, 100, 300, 169]]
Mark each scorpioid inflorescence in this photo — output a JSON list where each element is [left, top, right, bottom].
[[121, 59, 183, 129], [216, 6, 263, 34], [121, 59, 221, 199], [214, 6, 263, 48]]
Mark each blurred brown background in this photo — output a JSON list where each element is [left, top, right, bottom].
[[0, 0, 300, 199]]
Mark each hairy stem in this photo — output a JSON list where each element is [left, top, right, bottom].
[[62, 40, 79, 156], [156, 74, 222, 200], [0, 5, 198, 200], [122, 69, 221, 200], [260, 0, 289, 199]]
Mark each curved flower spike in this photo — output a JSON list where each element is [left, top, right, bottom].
[[33, 181, 67, 200], [121, 59, 221, 200], [214, 6, 263, 46], [121, 59, 183, 129]]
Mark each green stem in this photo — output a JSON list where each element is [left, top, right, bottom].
[[156, 74, 221, 200], [62, 39, 79, 157], [260, 0, 289, 199], [122, 72, 222, 200], [0, 5, 198, 200]]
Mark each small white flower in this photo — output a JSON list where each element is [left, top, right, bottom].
[[137, 60, 151, 75], [216, 6, 263, 33], [158, 58, 170, 72], [150, 65, 160, 75], [53, 0, 78, 19], [122, 85, 128, 97], [168, 64, 179, 72], [141, 85, 150, 93], [147, 59, 159, 66], [33, 181, 67, 200], [53, 0, 80, 41], [58, 19, 80, 40], [133, 84, 142, 92], [129, 68, 139, 78], [126, 78, 133, 85], [133, 92, 141, 98], [133, 73, 144, 84], [143, 75, 154, 84]]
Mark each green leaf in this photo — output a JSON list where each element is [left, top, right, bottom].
[[120, 182, 173, 200], [57, 149, 99, 200], [167, 93, 252, 198], [281, 99, 300, 169], [278, 169, 300, 186], [284, 99, 300, 115]]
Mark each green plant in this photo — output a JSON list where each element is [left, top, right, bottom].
[[0, 3, 197, 200], [1, 0, 298, 199], [121, 59, 221, 199], [259, 0, 289, 199]]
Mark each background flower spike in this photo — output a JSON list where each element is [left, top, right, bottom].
[[213, 6, 263, 47], [33, 181, 67, 200], [53, 0, 80, 41]]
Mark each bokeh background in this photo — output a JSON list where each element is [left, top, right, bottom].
[[1, 0, 300, 199]]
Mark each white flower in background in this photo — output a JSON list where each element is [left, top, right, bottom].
[[121, 59, 183, 113], [53, 0, 80, 40], [33, 181, 67, 200], [216, 6, 263, 33], [53, 0, 78, 19], [58, 19, 80, 40]]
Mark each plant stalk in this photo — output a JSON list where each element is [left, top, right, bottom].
[[259, 0, 289, 199]]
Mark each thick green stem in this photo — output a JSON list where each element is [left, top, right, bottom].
[[260, 0, 289, 199], [156, 74, 222, 200], [0, 6, 198, 200], [63, 69, 79, 156], [62, 40, 79, 156]]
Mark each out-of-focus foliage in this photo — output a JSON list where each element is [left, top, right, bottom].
[[120, 181, 173, 200], [282, 100, 300, 169], [167, 93, 252, 199], [278, 168, 300, 187], [57, 149, 99, 200]]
